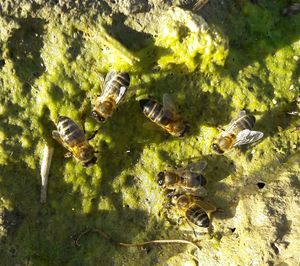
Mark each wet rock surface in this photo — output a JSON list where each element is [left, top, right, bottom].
[[0, 0, 299, 265]]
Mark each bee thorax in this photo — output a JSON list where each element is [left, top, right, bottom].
[[95, 100, 115, 118]]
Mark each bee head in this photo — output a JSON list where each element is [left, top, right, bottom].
[[82, 156, 97, 167], [212, 143, 224, 154], [157, 172, 165, 187], [77, 146, 97, 166], [91, 111, 106, 123]]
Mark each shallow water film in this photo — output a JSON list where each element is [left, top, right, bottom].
[[0, 0, 299, 265]]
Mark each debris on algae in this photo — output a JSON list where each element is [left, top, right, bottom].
[[40, 144, 54, 203]]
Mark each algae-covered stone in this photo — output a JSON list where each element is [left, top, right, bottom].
[[0, 0, 299, 265]]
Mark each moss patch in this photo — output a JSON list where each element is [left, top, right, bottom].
[[0, 1, 299, 265]]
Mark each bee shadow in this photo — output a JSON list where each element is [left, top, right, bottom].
[[103, 12, 173, 74], [254, 100, 299, 139], [201, 154, 237, 219]]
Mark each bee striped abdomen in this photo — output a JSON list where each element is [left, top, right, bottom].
[[112, 72, 130, 88], [57, 116, 85, 146], [186, 205, 209, 228], [140, 99, 172, 125], [237, 115, 255, 131]]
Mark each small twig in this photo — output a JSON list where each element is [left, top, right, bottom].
[[40, 144, 54, 204], [118, 239, 200, 250], [74, 228, 201, 264]]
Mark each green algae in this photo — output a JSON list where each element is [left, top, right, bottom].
[[0, 1, 299, 265], [154, 7, 228, 72]]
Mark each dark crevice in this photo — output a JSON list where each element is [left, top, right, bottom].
[[257, 182, 266, 189]]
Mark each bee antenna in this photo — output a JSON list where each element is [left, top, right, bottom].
[[88, 130, 98, 141]]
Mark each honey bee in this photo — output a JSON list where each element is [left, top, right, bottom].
[[212, 110, 264, 154], [52, 116, 97, 167], [157, 161, 207, 196], [139, 94, 188, 137], [91, 71, 130, 122], [173, 194, 216, 228]]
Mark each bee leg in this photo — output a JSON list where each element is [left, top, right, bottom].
[[87, 130, 98, 141], [52, 130, 60, 141], [161, 208, 177, 225], [165, 190, 177, 198], [185, 217, 197, 238], [64, 152, 72, 158], [177, 216, 185, 225], [80, 113, 87, 134], [196, 199, 217, 217], [207, 224, 214, 235], [165, 201, 175, 208], [235, 147, 242, 156]]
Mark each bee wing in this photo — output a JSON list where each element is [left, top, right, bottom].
[[177, 186, 207, 197], [102, 71, 128, 104], [233, 129, 264, 147], [186, 161, 207, 174], [194, 198, 217, 214], [221, 110, 248, 137], [104, 70, 117, 87], [193, 0, 208, 11], [172, 161, 207, 176], [115, 86, 127, 104], [100, 70, 117, 98], [163, 93, 177, 113], [98, 73, 105, 93]]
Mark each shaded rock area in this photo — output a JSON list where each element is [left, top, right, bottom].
[[0, 208, 24, 235]]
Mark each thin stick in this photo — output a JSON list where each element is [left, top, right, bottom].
[[75, 228, 201, 264], [119, 239, 200, 251], [40, 144, 54, 203]]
